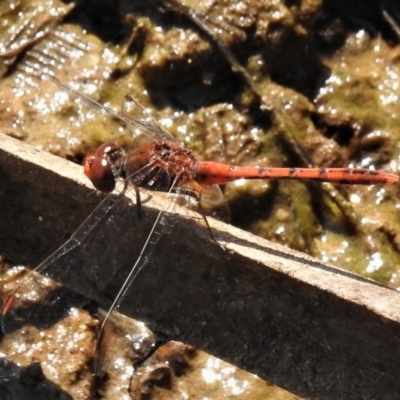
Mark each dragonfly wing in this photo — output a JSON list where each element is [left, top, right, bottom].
[[200, 184, 231, 222], [0, 189, 144, 334], [90, 184, 186, 377], [0, 183, 171, 385], [198, 183, 224, 208], [178, 181, 230, 223], [49, 76, 176, 143], [122, 94, 176, 142]]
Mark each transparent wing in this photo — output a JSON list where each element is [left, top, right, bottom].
[[0, 180, 188, 382], [122, 94, 176, 142], [198, 183, 225, 209], [48, 75, 175, 142], [1, 191, 127, 337], [93, 184, 182, 376]]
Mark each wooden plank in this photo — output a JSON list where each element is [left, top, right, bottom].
[[1, 132, 400, 399]]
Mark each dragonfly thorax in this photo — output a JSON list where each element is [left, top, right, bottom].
[[123, 140, 198, 192]]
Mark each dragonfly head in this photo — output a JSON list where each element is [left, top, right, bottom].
[[83, 142, 121, 193]]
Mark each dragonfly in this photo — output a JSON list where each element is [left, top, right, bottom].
[[1, 76, 398, 386]]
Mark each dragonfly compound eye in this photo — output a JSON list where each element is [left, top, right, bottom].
[[84, 143, 120, 193]]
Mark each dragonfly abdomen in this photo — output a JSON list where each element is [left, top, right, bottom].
[[193, 161, 399, 185]]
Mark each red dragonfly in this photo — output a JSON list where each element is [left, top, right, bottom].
[[1, 76, 398, 382], [84, 133, 398, 194]]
